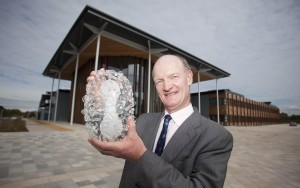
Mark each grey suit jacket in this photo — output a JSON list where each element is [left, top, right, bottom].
[[119, 109, 233, 188]]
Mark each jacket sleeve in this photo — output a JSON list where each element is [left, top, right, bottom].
[[132, 129, 233, 188]]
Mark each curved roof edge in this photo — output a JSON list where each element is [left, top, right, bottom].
[[43, 5, 230, 80]]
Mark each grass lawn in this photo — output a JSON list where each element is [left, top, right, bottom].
[[0, 117, 28, 132]]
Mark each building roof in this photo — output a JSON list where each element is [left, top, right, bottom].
[[43, 5, 230, 82], [192, 89, 279, 109], [192, 89, 244, 97]]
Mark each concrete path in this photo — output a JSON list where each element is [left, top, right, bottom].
[[225, 124, 300, 188], [0, 119, 299, 188]]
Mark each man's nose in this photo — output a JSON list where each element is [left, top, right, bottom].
[[163, 80, 172, 90]]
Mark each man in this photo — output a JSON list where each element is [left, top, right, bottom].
[[88, 54, 233, 188]]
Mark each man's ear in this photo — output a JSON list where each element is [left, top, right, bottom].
[[187, 70, 193, 85]]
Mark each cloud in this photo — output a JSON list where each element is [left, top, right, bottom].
[[0, 0, 299, 114], [0, 0, 75, 102], [288, 105, 300, 110], [285, 105, 300, 115], [0, 72, 30, 85], [0, 97, 39, 112]]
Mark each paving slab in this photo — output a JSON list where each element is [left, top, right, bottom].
[[0, 119, 299, 188]]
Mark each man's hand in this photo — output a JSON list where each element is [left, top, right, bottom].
[[86, 70, 96, 81], [88, 116, 147, 162]]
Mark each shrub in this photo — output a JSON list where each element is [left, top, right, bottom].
[[0, 117, 28, 132]]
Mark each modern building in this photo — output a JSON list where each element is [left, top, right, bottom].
[[38, 89, 70, 121], [42, 5, 230, 125], [191, 89, 280, 126], [37, 92, 50, 120]]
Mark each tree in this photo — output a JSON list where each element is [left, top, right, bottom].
[[280, 113, 289, 123], [23, 111, 37, 118], [2, 109, 23, 117], [290, 115, 300, 123]]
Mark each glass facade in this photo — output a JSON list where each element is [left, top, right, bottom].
[[98, 56, 149, 116]]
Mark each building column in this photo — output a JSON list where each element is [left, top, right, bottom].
[[48, 78, 54, 121], [94, 33, 101, 71], [63, 42, 80, 126], [216, 78, 220, 123], [70, 54, 79, 126], [54, 72, 61, 122], [83, 22, 108, 71], [197, 71, 201, 114]]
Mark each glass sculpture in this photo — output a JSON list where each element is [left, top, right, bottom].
[[82, 69, 135, 141]]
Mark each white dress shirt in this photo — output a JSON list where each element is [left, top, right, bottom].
[[153, 104, 194, 152]]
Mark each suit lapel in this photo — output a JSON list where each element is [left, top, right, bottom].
[[141, 113, 164, 151], [161, 111, 202, 161]]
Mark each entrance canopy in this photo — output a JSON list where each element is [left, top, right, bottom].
[[43, 5, 230, 82]]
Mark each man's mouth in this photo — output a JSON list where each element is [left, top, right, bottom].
[[165, 92, 176, 97]]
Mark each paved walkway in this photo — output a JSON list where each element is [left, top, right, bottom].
[[0, 119, 299, 188], [0, 119, 124, 188], [225, 124, 300, 188]]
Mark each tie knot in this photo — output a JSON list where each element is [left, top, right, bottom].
[[164, 114, 172, 122]]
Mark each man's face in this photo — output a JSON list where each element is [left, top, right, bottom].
[[152, 55, 193, 114]]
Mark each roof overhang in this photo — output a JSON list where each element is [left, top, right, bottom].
[[43, 5, 230, 82]]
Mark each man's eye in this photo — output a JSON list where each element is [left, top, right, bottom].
[[155, 80, 162, 85]]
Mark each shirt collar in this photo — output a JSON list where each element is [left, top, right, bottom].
[[164, 104, 194, 127]]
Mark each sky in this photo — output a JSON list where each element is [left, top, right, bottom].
[[0, 0, 299, 115]]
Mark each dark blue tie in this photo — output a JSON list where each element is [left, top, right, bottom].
[[155, 115, 172, 156]]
